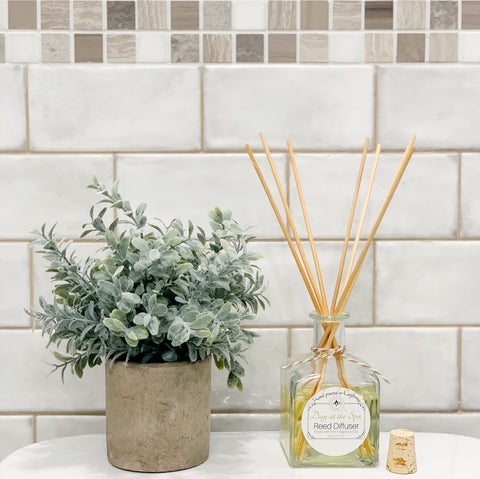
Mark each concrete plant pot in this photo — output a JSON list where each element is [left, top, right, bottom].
[[105, 357, 211, 473]]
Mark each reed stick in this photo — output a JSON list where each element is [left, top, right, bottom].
[[330, 138, 369, 313]]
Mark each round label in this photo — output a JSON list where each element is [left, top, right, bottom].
[[301, 387, 371, 456]]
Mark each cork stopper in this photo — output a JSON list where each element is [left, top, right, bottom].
[[386, 429, 417, 474]]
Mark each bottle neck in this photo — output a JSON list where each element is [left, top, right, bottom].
[[311, 313, 349, 349]]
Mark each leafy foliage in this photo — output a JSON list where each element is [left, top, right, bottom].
[[31, 178, 268, 390]]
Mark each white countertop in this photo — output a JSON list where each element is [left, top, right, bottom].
[[1, 431, 479, 478]]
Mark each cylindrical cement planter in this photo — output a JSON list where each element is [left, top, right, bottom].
[[105, 357, 211, 473]]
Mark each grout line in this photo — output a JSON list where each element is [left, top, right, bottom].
[[373, 64, 378, 146], [32, 415, 37, 442], [112, 153, 117, 182], [457, 152, 462, 239], [372, 240, 376, 326], [458, 327, 463, 411], [24, 66, 30, 152]]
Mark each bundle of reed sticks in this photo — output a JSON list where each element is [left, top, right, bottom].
[[246, 133, 416, 462]]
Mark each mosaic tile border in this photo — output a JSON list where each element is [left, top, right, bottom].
[[1, 0, 480, 63]]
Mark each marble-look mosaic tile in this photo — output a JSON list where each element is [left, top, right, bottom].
[[300, 1, 328, 30], [299, 33, 328, 62], [365, 32, 393, 62], [74, 33, 103, 62], [232, 1, 266, 30], [236, 33, 264, 62], [332, 32, 364, 62], [171, 33, 199, 62], [107, 1, 135, 30], [397, 33, 425, 62], [107, 34, 135, 63], [203, 34, 232, 63], [0, 35, 4, 63], [459, 32, 480, 61], [6, 33, 40, 62], [136, 32, 170, 62], [268, 1, 296, 30], [396, 1, 426, 30], [333, 1, 362, 30], [41, 1, 69, 30], [203, 1, 231, 30], [365, 1, 393, 30], [73, 1, 103, 31], [41, 33, 70, 62], [171, 1, 199, 30], [137, 1, 168, 30], [431, 1, 458, 30], [462, 1, 480, 29], [429, 32, 458, 62], [8, 1, 37, 30], [268, 33, 296, 62]]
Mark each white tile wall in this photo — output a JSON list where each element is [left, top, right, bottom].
[[376, 241, 480, 325], [0, 155, 113, 239], [36, 416, 106, 441], [291, 327, 458, 411], [0, 243, 30, 327], [211, 413, 280, 432], [0, 65, 26, 151], [461, 328, 480, 410], [204, 66, 374, 150], [116, 154, 286, 239], [0, 416, 33, 461], [0, 331, 105, 412], [378, 66, 480, 150], [461, 153, 480, 238], [28, 66, 201, 151]]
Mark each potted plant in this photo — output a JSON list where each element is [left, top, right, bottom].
[[31, 178, 267, 473]]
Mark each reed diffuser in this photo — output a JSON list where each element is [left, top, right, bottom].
[[246, 134, 416, 468]]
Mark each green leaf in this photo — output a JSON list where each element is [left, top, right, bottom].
[[120, 292, 142, 305], [103, 317, 126, 332]]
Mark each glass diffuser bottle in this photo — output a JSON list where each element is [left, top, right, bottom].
[[281, 313, 380, 467]]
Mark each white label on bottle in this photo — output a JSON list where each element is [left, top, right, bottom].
[[301, 386, 371, 456]]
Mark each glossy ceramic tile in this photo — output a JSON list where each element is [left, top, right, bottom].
[[211, 414, 280, 431], [0, 417, 33, 461], [461, 327, 480, 410], [36, 416, 106, 441], [461, 154, 480, 237]]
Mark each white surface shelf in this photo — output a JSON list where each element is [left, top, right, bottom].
[[1, 431, 480, 478]]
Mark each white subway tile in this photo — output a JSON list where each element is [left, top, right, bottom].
[[377, 241, 480, 325], [0, 331, 105, 411], [290, 153, 458, 239], [36, 416, 106, 441], [291, 327, 458, 411], [378, 65, 480, 149], [211, 328, 288, 411], [331, 33, 364, 63], [381, 413, 480, 439], [0, 416, 33, 461], [0, 65, 26, 150], [211, 414, 280, 431], [204, 66, 374, 150], [253, 241, 373, 326], [232, 1, 266, 30], [28, 66, 200, 151], [461, 153, 480, 237], [461, 327, 480, 410], [6, 33, 40, 63], [0, 243, 30, 327], [116, 153, 286, 239], [0, 154, 113, 239]]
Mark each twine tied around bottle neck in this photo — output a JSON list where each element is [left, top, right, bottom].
[[282, 346, 390, 384]]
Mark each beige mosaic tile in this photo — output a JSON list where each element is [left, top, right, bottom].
[[268, 33, 296, 62], [171, 1, 199, 30], [74, 33, 103, 62], [333, 1, 361, 30], [107, 1, 135, 30], [397, 33, 425, 62], [171, 33, 199, 62], [365, 1, 393, 30], [365, 32, 393, 62], [429, 33, 458, 62], [268, 1, 296, 30], [8, 1, 37, 30], [431, 1, 458, 30], [138, 1, 168, 30], [462, 1, 480, 29], [41, 33, 70, 62], [74, 1, 103, 31], [203, 34, 232, 63], [299, 33, 328, 62], [236, 33, 264, 62], [41, 1, 69, 30], [107, 34, 135, 63], [300, 1, 328, 30], [396, 1, 426, 30], [203, 1, 231, 30]]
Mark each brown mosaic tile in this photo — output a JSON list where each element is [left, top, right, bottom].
[[41, 1, 69, 30], [268, 1, 296, 30], [171, 1, 199, 30], [268, 33, 296, 62], [299, 33, 328, 62], [431, 1, 458, 30], [396, 1, 426, 30], [365, 32, 393, 62], [0, 35, 5, 63], [397, 33, 425, 62], [429, 32, 458, 62], [365, 1, 393, 30], [41, 33, 70, 62], [203, 1, 231, 30], [138, 1, 168, 30], [107, 34, 135, 62], [74, 33, 103, 62], [333, 2, 361, 30], [8, 1, 37, 30], [74, 1, 103, 31], [171, 33, 199, 62], [462, 1, 480, 29], [203, 33, 231, 62], [236, 34, 264, 62], [300, 1, 328, 30], [107, 1, 135, 30]]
